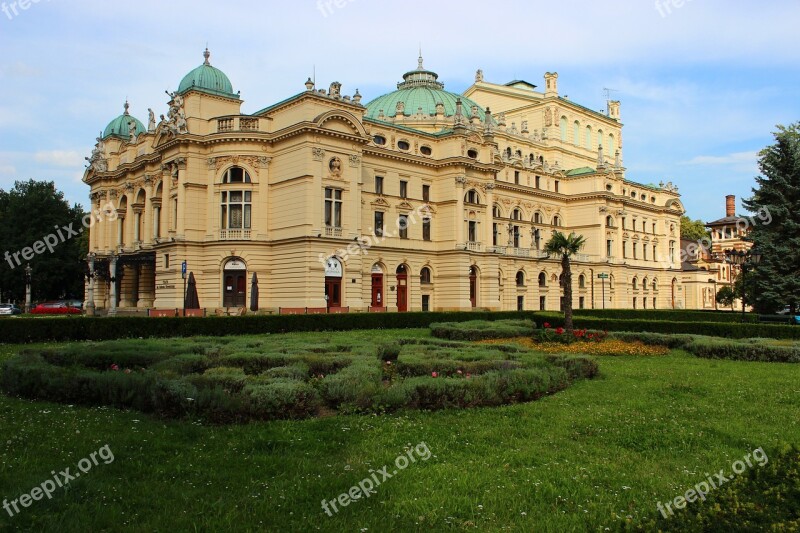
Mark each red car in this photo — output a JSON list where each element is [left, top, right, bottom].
[[31, 302, 82, 315]]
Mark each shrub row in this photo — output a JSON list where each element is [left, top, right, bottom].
[[430, 319, 534, 341], [533, 315, 800, 340], [0, 311, 541, 344], [686, 338, 800, 363], [573, 308, 759, 323]]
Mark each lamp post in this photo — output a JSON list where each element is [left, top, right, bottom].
[[24, 263, 32, 313]]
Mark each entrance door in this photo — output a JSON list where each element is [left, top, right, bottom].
[[325, 277, 341, 308], [371, 274, 383, 307], [223, 271, 246, 307], [396, 265, 408, 312], [469, 266, 478, 308]]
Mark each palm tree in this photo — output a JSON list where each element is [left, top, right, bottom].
[[544, 231, 587, 333]]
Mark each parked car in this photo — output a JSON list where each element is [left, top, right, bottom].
[[0, 303, 22, 316], [776, 305, 792, 315], [64, 299, 83, 310], [30, 302, 82, 315]]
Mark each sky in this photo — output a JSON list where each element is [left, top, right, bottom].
[[0, 0, 798, 223]]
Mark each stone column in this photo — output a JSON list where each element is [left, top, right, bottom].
[[484, 183, 495, 245], [455, 176, 466, 244], [118, 264, 138, 308], [137, 262, 156, 308], [86, 253, 96, 316], [108, 255, 118, 316]]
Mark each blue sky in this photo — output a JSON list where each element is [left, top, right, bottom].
[[0, 0, 798, 222]]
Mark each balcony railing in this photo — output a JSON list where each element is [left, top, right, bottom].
[[219, 229, 251, 240], [459, 241, 483, 252], [217, 118, 234, 132], [217, 117, 260, 133], [531, 250, 548, 259], [324, 226, 343, 237], [508, 247, 530, 258], [488, 245, 506, 254]]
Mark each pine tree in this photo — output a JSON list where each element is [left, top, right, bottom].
[[742, 123, 800, 313]]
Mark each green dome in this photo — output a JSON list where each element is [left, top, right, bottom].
[[365, 56, 487, 122], [177, 48, 237, 98], [103, 101, 146, 140]]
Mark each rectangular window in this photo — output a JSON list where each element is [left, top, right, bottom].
[[623, 241, 628, 258], [517, 295, 524, 311], [375, 176, 384, 195], [643, 245, 648, 261], [514, 171, 520, 185], [652, 222, 656, 234], [324, 188, 342, 227], [423, 218, 431, 241], [633, 242, 638, 259], [513, 226, 520, 248], [653, 244, 657, 261], [468, 221, 477, 242], [622, 217, 626, 230], [539, 296, 546, 311], [535, 175, 541, 189], [374, 211, 384, 237], [606, 239, 612, 257], [221, 190, 252, 229], [669, 241, 676, 262], [422, 294, 430, 312], [164, 254, 170, 269], [398, 214, 408, 239], [399, 180, 407, 199], [422, 184, 430, 202], [579, 296, 585, 309], [492, 223, 498, 246], [554, 180, 560, 193]]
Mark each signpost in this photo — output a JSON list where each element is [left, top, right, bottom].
[[597, 273, 609, 309], [181, 260, 187, 316]]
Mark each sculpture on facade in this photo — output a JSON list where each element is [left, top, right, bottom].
[[147, 108, 156, 132], [160, 90, 189, 137], [85, 133, 108, 172], [128, 120, 138, 144]]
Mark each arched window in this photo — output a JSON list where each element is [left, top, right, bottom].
[[512, 208, 522, 221], [493, 205, 502, 218], [534, 212, 542, 224], [643, 277, 649, 291], [515, 149, 522, 159], [223, 166, 251, 184], [597, 129, 603, 150], [552, 215, 561, 227], [465, 189, 481, 204], [505, 147, 512, 159], [420, 267, 431, 284], [632, 278, 638, 290], [573, 121, 580, 146], [538, 272, 546, 287], [585, 125, 592, 149], [578, 274, 585, 288], [606, 215, 613, 227], [560, 116, 568, 142], [516, 271, 525, 287], [608, 133, 615, 154], [653, 279, 658, 291]]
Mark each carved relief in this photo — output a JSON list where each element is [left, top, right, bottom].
[[348, 154, 361, 167], [312, 148, 325, 161], [328, 157, 343, 178]]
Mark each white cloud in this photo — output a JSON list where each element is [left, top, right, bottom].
[[34, 150, 84, 168], [683, 151, 759, 165], [0, 165, 16, 175]]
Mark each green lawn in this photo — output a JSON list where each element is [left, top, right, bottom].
[[0, 329, 798, 532]]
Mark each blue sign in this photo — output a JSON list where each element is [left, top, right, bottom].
[[181, 260, 187, 279]]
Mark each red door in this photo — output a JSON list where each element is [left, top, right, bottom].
[[396, 265, 408, 312], [325, 277, 341, 308], [371, 274, 383, 307]]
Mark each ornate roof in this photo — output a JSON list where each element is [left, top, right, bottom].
[[102, 101, 146, 140], [364, 55, 487, 122], [177, 48, 238, 99]]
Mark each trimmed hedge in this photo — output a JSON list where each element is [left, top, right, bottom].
[[0, 311, 541, 344], [430, 319, 534, 341], [573, 308, 759, 323], [686, 338, 800, 363]]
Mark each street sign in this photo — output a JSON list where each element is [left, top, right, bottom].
[[181, 260, 187, 279], [597, 273, 609, 279]]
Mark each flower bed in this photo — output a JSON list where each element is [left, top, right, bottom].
[[482, 337, 669, 357]]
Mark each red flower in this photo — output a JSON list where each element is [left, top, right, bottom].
[[543, 322, 551, 329], [110, 364, 119, 371], [556, 327, 565, 334], [431, 371, 438, 378]]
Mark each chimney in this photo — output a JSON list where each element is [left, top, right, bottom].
[[725, 195, 735, 217]]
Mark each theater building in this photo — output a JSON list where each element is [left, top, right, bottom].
[[83, 49, 711, 314]]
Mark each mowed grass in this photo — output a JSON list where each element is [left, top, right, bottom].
[[0, 329, 798, 532]]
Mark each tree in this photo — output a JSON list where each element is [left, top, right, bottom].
[[544, 231, 587, 333], [742, 123, 800, 314], [0, 180, 87, 304], [716, 285, 736, 309], [680, 215, 710, 241]]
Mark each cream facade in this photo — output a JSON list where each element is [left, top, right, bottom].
[[83, 50, 707, 314]]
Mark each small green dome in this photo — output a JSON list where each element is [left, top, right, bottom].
[[103, 101, 146, 140], [177, 48, 237, 98], [365, 56, 487, 122]]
